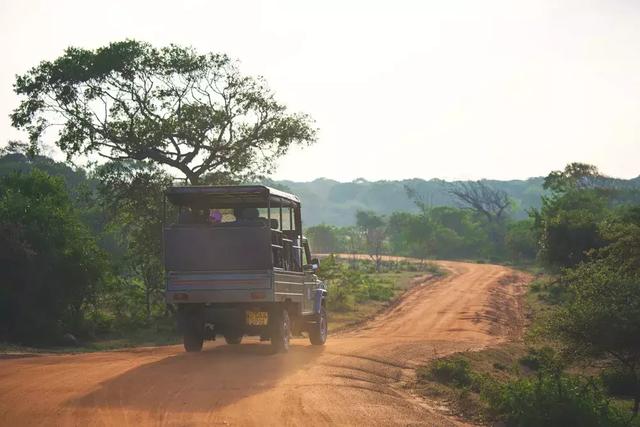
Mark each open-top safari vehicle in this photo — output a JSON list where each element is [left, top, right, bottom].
[[163, 185, 328, 352]]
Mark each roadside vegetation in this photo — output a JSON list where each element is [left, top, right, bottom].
[[414, 164, 640, 425]]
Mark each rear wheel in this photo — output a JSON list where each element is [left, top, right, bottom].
[[184, 324, 204, 352], [270, 308, 291, 353], [309, 306, 328, 345], [181, 306, 204, 352]]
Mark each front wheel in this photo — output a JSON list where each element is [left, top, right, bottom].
[[270, 308, 291, 353], [309, 306, 328, 345]]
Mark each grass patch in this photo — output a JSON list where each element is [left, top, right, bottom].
[[420, 357, 475, 388]]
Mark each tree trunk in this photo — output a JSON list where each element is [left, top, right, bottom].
[[185, 170, 200, 185], [144, 275, 151, 322]]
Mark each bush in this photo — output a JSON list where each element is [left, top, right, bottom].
[[518, 346, 560, 372], [365, 280, 394, 301], [482, 372, 628, 427], [420, 358, 474, 388]]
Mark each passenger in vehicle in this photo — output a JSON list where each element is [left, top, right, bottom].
[[209, 209, 222, 224], [230, 207, 270, 226], [178, 208, 194, 224], [241, 207, 260, 222], [177, 208, 208, 225]]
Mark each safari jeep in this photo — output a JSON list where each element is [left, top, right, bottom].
[[163, 185, 328, 352]]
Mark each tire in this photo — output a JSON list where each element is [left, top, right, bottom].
[[309, 306, 328, 346], [182, 308, 204, 352], [224, 334, 243, 345], [270, 308, 291, 353], [184, 327, 204, 352]]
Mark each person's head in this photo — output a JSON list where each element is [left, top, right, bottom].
[[233, 207, 243, 220], [196, 209, 208, 223], [233, 207, 259, 221], [242, 208, 259, 220]]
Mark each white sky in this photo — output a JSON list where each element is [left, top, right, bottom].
[[1, 0, 639, 181]]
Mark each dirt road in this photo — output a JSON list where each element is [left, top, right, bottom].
[[0, 261, 529, 426]]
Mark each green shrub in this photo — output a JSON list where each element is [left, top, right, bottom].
[[482, 372, 628, 427], [420, 358, 474, 388], [517, 346, 559, 372], [365, 280, 394, 301], [529, 280, 542, 293]]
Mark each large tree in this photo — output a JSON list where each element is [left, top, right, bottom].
[[532, 163, 609, 268], [306, 224, 341, 254], [11, 40, 316, 184], [356, 210, 387, 271], [447, 180, 511, 224]]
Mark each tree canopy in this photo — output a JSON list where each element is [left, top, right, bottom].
[[448, 180, 511, 224], [543, 162, 603, 193], [11, 40, 316, 184]]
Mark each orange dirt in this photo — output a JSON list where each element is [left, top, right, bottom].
[[0, 261, 530, 426]]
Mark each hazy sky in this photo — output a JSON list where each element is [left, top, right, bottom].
[[1, 0, 639, 181]]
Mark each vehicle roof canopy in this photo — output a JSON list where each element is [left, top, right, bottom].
[[165, 185, 301, 209]]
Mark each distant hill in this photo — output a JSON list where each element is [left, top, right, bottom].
[[264, 177, 546, 226], [1, 153, 637, 228], [268, 175, 640, 227]]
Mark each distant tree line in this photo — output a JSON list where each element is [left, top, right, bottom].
[[306, 180, 537, 265]]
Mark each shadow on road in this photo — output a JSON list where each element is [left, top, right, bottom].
[[68, 340, 324, 413]]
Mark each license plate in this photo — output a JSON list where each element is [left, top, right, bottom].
[[246, 311, 268, 326]]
